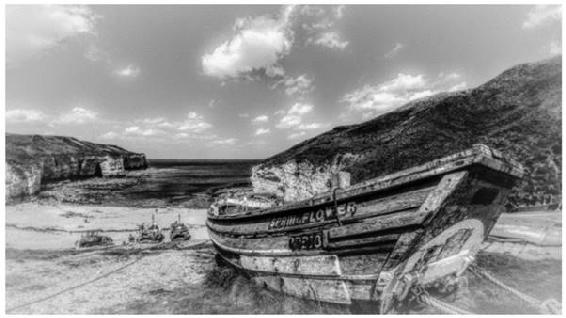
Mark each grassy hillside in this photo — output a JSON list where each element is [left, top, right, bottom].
[[6, 133, 137, 161], [260, 56, 562, 207]]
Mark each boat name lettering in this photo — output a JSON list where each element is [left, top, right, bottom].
[[268, 202, 357, 230]]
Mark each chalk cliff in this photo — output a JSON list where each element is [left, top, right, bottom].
[[253, 56, 562, 206], [6, 134, 148, 202]]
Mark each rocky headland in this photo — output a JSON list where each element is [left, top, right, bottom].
[[252, 56, 562, 205], [6, 133, 147, 203]]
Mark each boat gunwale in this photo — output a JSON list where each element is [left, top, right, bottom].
[[208, 144, 523, 222]]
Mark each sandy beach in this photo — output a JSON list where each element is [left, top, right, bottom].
[[5, 201, 562, 314]]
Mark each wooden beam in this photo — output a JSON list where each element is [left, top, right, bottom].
[[327, 209, 427, 240]]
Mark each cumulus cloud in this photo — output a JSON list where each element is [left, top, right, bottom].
[[202, 6, 296, 79], [252, 115, 269, 123], [342, 72, 467, 116], [114, 64, 141, 78], [99, 131, 119, 140], [273, 74, 314, 96], [384, 42, 405, 59], [300, 5, 349, 50], [178, 112, 213, 132], [124, 126, 166, 137], [7, 5, 97, 65], [522, 5, 561, 30], [312, 31, 348, 50], [276, 102, 322, 130], [202, 5, 349, 80], [212, 138, 238, 145], [111, 112, 213, 140], [52, 107, 98, 125], [255, 128, 271, 135], [136, 112, 212, 132], [333, 5, 346, 19], [6, 109, 46, 123]]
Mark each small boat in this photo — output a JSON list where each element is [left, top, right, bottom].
[[138, 212, 165, 243], [206, 145, 524, 312], [170, 214, 191, 241], [75, 230, 113, 248]]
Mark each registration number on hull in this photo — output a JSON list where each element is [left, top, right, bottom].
[[289, 232, 324, 250]]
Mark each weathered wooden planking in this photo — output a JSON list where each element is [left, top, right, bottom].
[[377, 172, 470, 270], [354, 186, 433, 217], [208, 145, 522, 222], [327, 209, 426, 240], [327, 233, 400, 250], [209, 229, 292, 255], [209, 222, 400, 257], [240, 255, 342, 276], [381, 230, 425, 271], [252, 275, 352, 304], [206, 186, 434, 236], [420, 171, 469, 225], [339, 253, 390, 275]]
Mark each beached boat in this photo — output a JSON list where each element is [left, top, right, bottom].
[[206, 144, 523, 312]]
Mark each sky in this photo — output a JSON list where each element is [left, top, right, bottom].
[[5, 4, 562, 159]]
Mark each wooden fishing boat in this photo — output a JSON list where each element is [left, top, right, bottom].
[[206, 144, 523, 312]]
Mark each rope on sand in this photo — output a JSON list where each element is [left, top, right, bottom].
[[419, 293, 474, 314], [7, 254, 144, 313], [469, 264, 561, 314]]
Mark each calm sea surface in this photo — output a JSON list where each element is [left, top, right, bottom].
[[127, 159, 261, 205]]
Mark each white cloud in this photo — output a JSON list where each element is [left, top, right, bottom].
[[7, 5, 97, 65], [84, 44, 108, 63], [522, 5, 561, 30], [312, 31, 348, 50], [124, 126, 166, 137], [212, 138, 238, 145], [238, 113, 250, 118], [255, 128, 271, 135], [202, 6, 296, 79], [300, 6, 349, 51], [276, 102, 321, 129], [202, 5, 349, 79], [333, 5, 346, 19], [252, 115, 269, 123], [114, 64, 141, 78], [99, 131, 119, 140], [174, 132, 189, 139], [298, 123, 322, 130], [342, 72, 467, 116], [384, 42, 405, 59], [289, 103, 314, 114], [6, 109, 46, 123], [274, 74, 314, 96], [550, 40, 562, 55], [288, 131, 306, 139], [133, 113, 212, 133], [53, 107, 98, 125], [177, 112, 213, 132]]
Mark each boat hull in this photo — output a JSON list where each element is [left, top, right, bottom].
[[206, 145, 523, 308]]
